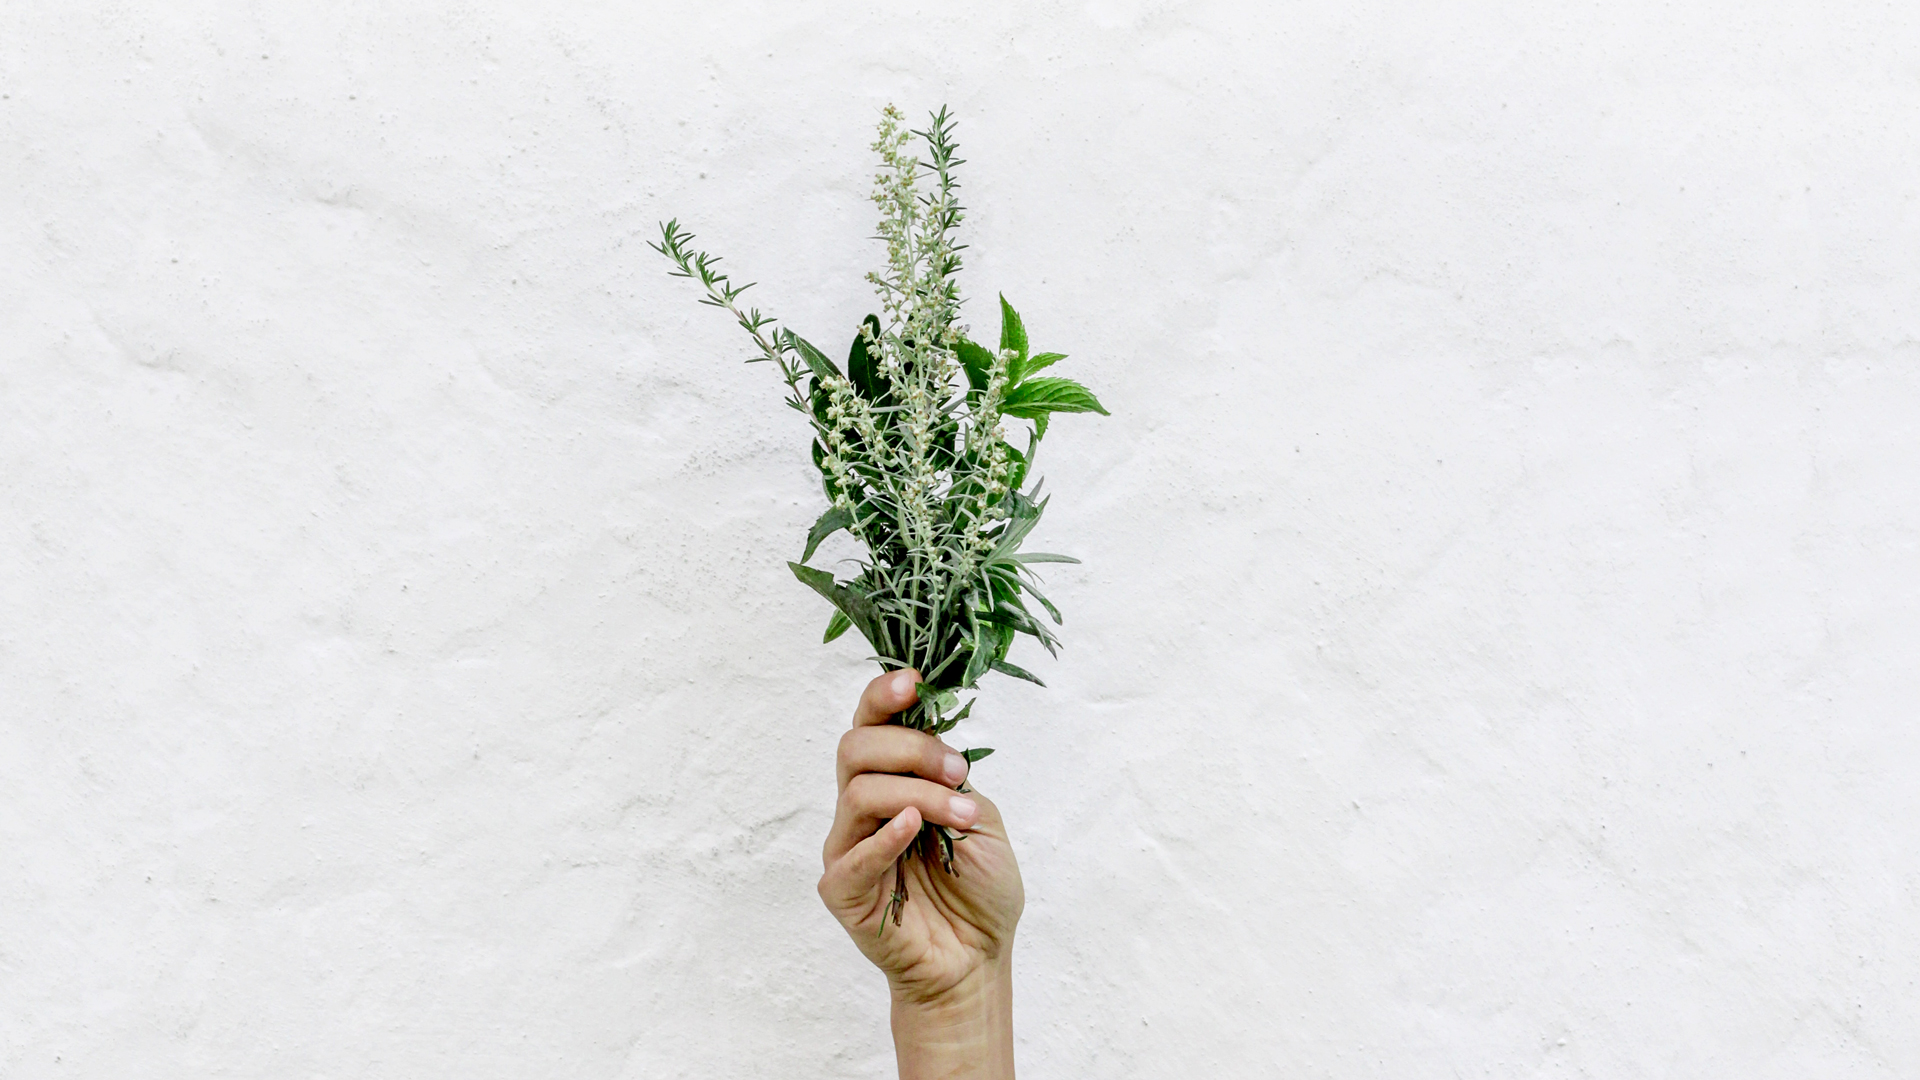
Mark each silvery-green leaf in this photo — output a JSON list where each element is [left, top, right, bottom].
[[990, 659, 1046, 686], [1019, 574, 1063, 625], [962, 624, 993, 687]]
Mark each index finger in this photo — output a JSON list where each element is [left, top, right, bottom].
[[853, 669, 922, 727]]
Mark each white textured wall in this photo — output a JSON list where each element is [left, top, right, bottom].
[[5, 3, 1918, 1076]]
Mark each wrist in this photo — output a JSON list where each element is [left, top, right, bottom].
[[889, 954, 1015, 1080]]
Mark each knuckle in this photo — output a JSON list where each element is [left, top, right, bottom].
[[841, 774, 874, 812]]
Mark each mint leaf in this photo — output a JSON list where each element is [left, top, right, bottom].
[[998, 295, 1027, 368], [955, 337, 994, 393], [1002, 376, 1108, 418]]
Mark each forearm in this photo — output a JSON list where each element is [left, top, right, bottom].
[[890, 957, 1016, 1080]]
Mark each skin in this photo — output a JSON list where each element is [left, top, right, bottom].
[[818, 669, 1023, 1080]]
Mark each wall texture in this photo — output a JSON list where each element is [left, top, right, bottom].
[[5, 3, 1918, 1076]]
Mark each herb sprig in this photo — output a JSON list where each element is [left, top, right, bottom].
[[653, 105, 1106, 925]]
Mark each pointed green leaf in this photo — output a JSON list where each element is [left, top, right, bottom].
[[1020, 575, 1063, 624], [789, 561, 879, 648], [962, 623, 993, 687], [990, 658, 1046, 686], [1000, 440, 1030, 496], [801, 504, 854, 563], [955, 337, 994, 393], [822, 609, 852, 643], [962, 747, 995, 763], [987, 492, 1049, 562], [787, 330, 842, 382], [998, 295, 1027, 366], [1012, 552, 1079, 564], [1001, 376, 1109, 418], [1026, 351, 1066, 375], [848, 315, 883, 399], [993, 622, 1015, 661], [1033, 413, 1049, 441]]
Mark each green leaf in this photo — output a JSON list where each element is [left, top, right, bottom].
[[1001, 440, 1029, 496], [822, 610, 852, 642], [1020, 574, 1063, 624], [1013, 552, 1080, 564], [808, 376, 828, 423], [955, 337, 994, 393], [811, 440, 844, 502], [788, 562, 879, 649], [990, 658, 1046, 686], [987, 492, 1049, 562], [787, 330, 842, 382], [1033, 413, 1049, 441], [801, 504, 853, 563], [992, 621, 1014, 662], [962, 747, 994, 763], [998, 295, 1027, 367], [1026, 351, 1066, 374], [847, 315, 883, 399], [1001, 376, 1109, 418], [962, 622, 993, 687]]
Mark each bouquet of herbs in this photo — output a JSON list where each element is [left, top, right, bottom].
[[652, 105, 1105, 918]]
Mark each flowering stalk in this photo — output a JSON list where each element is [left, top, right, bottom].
[[652, 105, 1108, 926]]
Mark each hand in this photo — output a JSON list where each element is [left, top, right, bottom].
[[818, 669, 1023, 1079]]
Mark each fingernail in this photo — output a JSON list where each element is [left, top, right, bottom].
[[942, 753, 968, 785], [948, 795, 977, 824], [892, 671, 916, 696]]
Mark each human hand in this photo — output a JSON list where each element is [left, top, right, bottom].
[[818, 669, 1022, 1079]]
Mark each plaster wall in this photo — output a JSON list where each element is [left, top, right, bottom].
[[4, 3, 1918, 1076]]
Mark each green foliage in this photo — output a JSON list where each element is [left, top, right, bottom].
[[802, 505, 854, 564], [1002, 377, 1110, 418], [653, 105, 1108, 917]]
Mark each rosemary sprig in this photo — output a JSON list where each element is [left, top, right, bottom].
[[653, 105, 1108, 924]]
